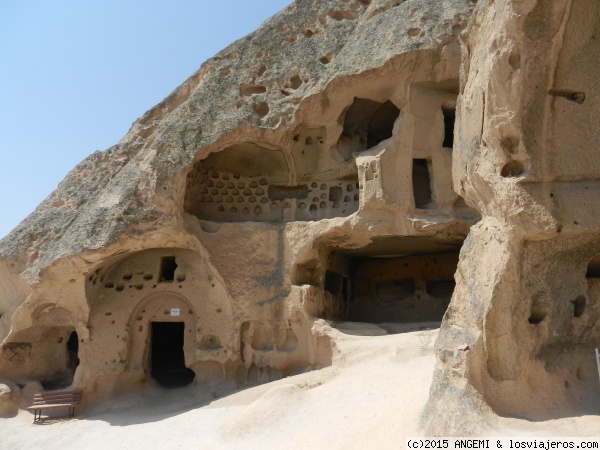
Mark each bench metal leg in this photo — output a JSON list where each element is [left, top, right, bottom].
[[31, 405, 78, 423]]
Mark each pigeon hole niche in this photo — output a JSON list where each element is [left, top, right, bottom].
[[185, 138, 361, 223], [184, 143, 289, 222], [316, 237, 461, 328]]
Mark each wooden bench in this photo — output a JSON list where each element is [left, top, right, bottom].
[[27, 391, 82, 423]]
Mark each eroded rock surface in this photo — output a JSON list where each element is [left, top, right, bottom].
[[424, 0, 600, 434], [0, 0, 496, 423], [0, 383, 18, 418]]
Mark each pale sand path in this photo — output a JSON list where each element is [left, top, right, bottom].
[[2, 324, 599, 449]]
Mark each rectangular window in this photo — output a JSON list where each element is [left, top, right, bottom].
[[159, 256, 177, 282], [442, 108, 455, 148], [412, 159, 432, 208]]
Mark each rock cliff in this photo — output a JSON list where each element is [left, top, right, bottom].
[[4, 0, 596, 434]]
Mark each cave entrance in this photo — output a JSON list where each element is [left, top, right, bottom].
[[150, 322, 195, 388], [66, 331, 80, 372], [320, 237, 462, 332], [40, 329, 80, 390]]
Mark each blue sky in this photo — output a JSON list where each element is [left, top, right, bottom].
[[0, 0, 291, 239]]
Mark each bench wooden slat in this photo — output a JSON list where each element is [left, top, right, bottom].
[[27, 403, 77, 411], [32, 396, 81, 402], [28, 390, 82, 423], [33, 393, 81, 398]]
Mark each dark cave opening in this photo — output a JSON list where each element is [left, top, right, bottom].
[[150, 322, 195, 388], [40, 330, 79, 391], [442, 108, 455, 149], [314, 237, 463, 328], [340, 98, 400, 152], [159, 256, 177, 282]]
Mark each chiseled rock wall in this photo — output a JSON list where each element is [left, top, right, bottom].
[[424, 0, 600, 434], [0, 0, 482, 412]]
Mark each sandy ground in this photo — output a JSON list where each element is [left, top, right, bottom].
[[3, 322, 600, 449]]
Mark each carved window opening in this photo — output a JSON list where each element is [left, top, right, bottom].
[[338, 98, 400, 155], [66, 331, 80, 372], [586, 254, 600, 278], [572, 295, 586, 318], [412, 159, 432, 208], [159, 256, 177, 282], [442, 108, 455, 148]]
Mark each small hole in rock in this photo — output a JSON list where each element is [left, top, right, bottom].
[[508, 49, 521, 70], [253, 102, 270, 117], [501, 160, 525, 177], [572, 295, 586, 317]]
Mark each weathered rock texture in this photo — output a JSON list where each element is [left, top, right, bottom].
[[0, 0, 478, 405], [6, 0, 598, 434], [0, 382, 18, 418], [424, 0, 600, 434], [4, 0, 599, 435]]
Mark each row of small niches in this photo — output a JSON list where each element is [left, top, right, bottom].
[[189, 175, 359, 193], [201, 198, 359, 215]]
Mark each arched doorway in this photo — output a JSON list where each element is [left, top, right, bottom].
[[127, 292, 197, 388]]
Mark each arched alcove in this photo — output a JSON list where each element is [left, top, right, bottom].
[[127, 292, 196, 388], [184, 143, 290, 222], [84, 248, 235, 391]]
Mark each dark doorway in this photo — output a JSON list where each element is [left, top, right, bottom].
[[67, 331, 80, 371], [40, 330, 79, 390], [150, 322, 195, 388]]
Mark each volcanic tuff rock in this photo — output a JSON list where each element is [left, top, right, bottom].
[[423, 0, 600, 434], [0, 383, 17, 418], [0, 0, 475, 395], [3, 0, 598, 435], [0, 0, 472, 276]]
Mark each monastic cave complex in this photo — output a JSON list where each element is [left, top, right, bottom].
[[2, 0, 597, 434]]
